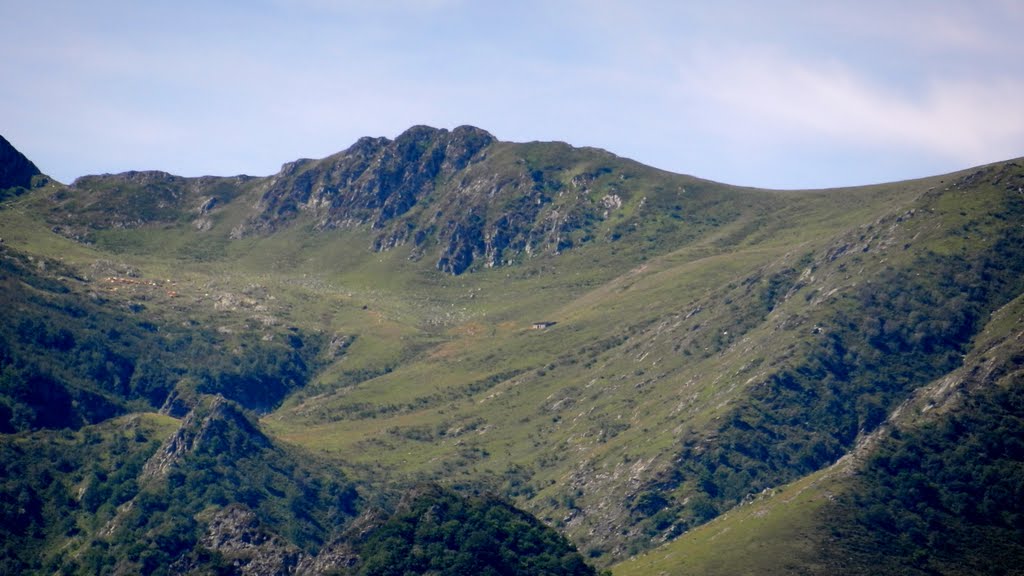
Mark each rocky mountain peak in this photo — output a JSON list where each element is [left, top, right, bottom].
[[233, 124, 643, 274], [237, 124, 497, 240]]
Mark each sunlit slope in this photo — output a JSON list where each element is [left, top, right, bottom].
[[263, 162, 1021, 560], [611, 287, 1024, 576], [3, 126, 1022, 569]]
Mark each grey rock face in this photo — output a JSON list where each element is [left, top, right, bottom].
[[239, 125, 496, 236]]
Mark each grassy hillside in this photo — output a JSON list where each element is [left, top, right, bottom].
[[262, 160, 1024, 562], [0, 394, 362, 575], [0, 236, 326, 430], [2, 129, 1023, 572], [612, 290, 1024, 576]]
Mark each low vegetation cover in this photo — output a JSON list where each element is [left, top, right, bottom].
[[0, 235, 329, 432], [660, 205, 1024, 533], [611, 294, 1024, 575], [1, 130, 1023, 574]]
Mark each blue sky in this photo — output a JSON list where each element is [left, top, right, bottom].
[[2, 1, 1022, 189]]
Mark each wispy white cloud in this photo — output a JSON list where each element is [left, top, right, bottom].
[[679, 45, 1024, 167], [826, 1, 1024, 57]]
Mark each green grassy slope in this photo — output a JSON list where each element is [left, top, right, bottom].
[[2, 130, 1023, 572], [260, 160, 1024, 563], [0, 233, 326, 429], [611, 288, 1024, 576]]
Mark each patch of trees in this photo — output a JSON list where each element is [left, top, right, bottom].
[[824, 376, 1024, 575], [0, 418, 167, 574], [349, 484, 602, 576], [0, 247, 323, 432]]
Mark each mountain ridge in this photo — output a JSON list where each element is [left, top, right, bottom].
[[34, 125, 763, 275], [2, 129, 1023, 574]]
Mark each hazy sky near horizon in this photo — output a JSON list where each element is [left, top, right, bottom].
[[2, 1, 1022, 189]]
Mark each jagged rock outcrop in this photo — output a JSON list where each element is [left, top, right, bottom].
[[194, 504, 303, 576], [94, 396, 362, 574], [0, 134, 41, 190], [238, 125, 495, 237], [234, 127, 638, 274], [141, 395, 270, 482]]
